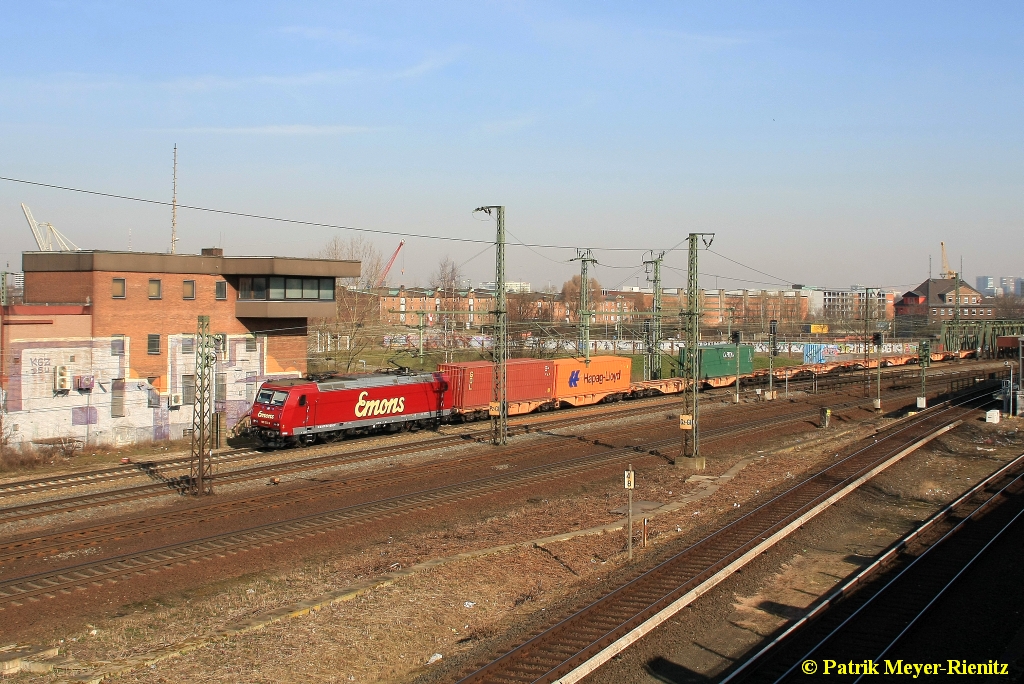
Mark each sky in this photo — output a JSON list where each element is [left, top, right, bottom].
[[1, 1, 1021, 294]]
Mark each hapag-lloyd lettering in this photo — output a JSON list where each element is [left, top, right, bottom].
[[582, 370, 622, 385], [354, 391, 406, 418]]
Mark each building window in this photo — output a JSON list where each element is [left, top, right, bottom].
[[147, 334, 161, 355], [215, 281, 227, 300], [216, 372, 227, 404], [111, 378, 125, 418], [181, 336, 195, 355], [183, 280, 196, 300], [269, 277, 285, 300], [148, 279, 162, 299], [303, 278, 319, 299], [932, 309, 937, 315], [989, 309, 993, 315], [285, 278, 302, 299], [112, 278, 126, 298], [215, 334, 227, 354], [320, 278, 334, 300], [147, 378, 160, 408], [111, 334, 125, 356], [246, 335, 258, 352], [181, 375, 196, 405]]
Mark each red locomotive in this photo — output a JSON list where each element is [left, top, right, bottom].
[[249, 356, 634, 448], [249, 371, 449, 448]]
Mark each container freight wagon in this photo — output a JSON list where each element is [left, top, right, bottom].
[[249, 371, 448, 447], [701, 345, 754, 380], [551, 356, 632, 407], [439, 359, 554, 419], [676, 345, 754, 387]]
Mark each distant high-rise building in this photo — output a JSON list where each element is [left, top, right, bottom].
[[999, 276, 1019, 297], [977, 276, 997, 296], [479, 281, 532, 293]]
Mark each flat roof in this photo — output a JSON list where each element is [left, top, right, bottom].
[[22, 250, 360, 278]]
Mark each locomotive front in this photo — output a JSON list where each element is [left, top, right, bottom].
[[248, 372, 450, 448]]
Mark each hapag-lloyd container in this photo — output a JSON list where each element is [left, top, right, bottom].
[[439, 359, 554, 415], [551, 356, 632, 406]]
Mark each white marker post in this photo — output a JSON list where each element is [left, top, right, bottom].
[[624, 465, 635, 561]]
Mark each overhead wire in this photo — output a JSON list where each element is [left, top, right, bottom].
[[705, 248, 795, 286], [0, 175, 661, 252]]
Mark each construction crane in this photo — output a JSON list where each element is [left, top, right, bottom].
[[22, 204, 81, 252], [375, 240, 405, 287], [939, 241, 957, 280]]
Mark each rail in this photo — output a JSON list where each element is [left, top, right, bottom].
[[452, 382, 1000, 684]]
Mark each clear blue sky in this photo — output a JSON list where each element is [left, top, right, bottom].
[[1, 2, 1021, 292]]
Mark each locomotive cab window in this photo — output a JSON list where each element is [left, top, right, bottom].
[[256, 389, 288, 406], [298, 395, 307, 406]]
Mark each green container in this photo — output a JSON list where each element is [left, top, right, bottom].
[[678, 345, 754, 379]]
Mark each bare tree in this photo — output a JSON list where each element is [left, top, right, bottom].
[[316, 235, 385, 288], [309, 237, 385, 373], [560, 275, 602, 323], [994, 296, 1024, 320], [430, 255, 462, 297]]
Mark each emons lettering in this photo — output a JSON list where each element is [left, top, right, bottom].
[[354, 391, 406, 418]]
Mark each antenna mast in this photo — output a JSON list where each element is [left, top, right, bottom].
[[171, 144, 179, 254]]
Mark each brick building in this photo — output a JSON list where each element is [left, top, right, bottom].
[[1, 249, 359, 448], [379, 286, 497, 328], [895, 278, 994, 326]]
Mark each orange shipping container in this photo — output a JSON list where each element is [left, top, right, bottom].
[[439, 359, 555, 415], [551, 356, 632, 407]]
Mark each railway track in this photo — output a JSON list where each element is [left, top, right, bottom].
[[0, 388, 892, 563], [0, 381, 949, 608], [0, 360, 994, 503], [448, 383, 1000, 684], [723, 451, 1024, 682], [0, 379, 914, 526], [0, 386, 694, 501]]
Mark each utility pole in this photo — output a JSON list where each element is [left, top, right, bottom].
[[171, 144, 179, 255], [680, 233, 714, 470], [768, 319, 777, 396], [189, 315, 215, 496], [644, 251, 665, 380], [862, 287, 872, 396], [417, 311, 425, 362], [572, 249, 597, 365], [475, 206, 508, 445], [952, 262, 961, 357]]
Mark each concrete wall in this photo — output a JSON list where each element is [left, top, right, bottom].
[[1, 334, 300, 449]]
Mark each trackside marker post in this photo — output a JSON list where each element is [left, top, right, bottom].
[[625, 465, 635, 561]]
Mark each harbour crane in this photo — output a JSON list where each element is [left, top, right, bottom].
[[375, 240, 405, 287], [939, 241, 957, 280], [21, 204, 81, 252]]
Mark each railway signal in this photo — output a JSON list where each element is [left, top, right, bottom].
[[918, 339, 931, 408], [731, 331, 741, 403], [873, 332, 883, 411]]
